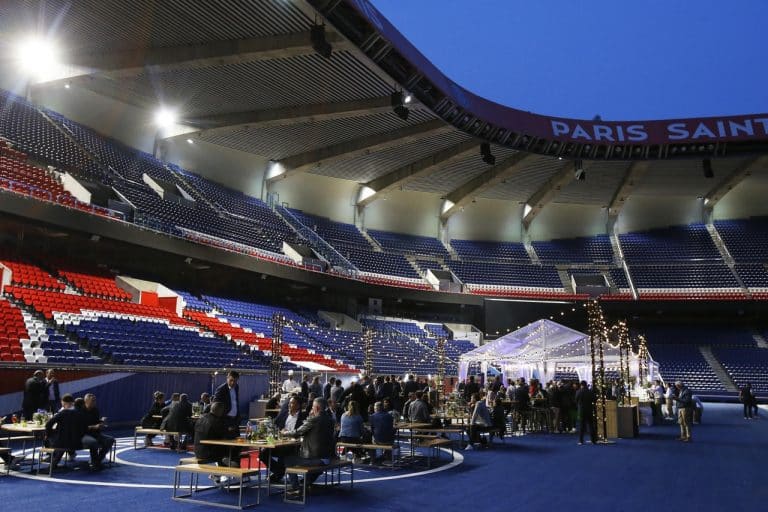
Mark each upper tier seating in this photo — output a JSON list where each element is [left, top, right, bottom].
[[714, 217, 768, 263], [619, 224, 721, 263], [629, 264, 741, 289], [533, 234, 614, 264], [648, 343, 725, 392], [0, 91, 94, 172], [0, 298, 27, 361], [451, 239, 529, 262], [369, 230, 449, 258], [734, 264, 768, 289], [447, 260, 562, 287], [46, 110, 177, 184]]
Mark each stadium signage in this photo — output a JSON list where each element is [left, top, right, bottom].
[[347, 0, 768, 146], [549, 117, 768, 143]]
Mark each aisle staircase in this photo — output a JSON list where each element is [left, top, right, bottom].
[[699, 346, 739, 392]]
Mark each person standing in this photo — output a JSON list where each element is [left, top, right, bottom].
[[213, 370, 241, 438], [575, 381, 597, 445], [672, 381, 693, 442], [22, 370, 47, 419], [45, 369, 61, 413], [664, 382, 676, 419], [323, 378, 334, 400], [739, 383, 755, 419]]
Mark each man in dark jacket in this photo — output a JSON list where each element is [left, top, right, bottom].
[[162, 393, 194, 450], [45, 369, 61, 413], [81, 393, 115, 469], [22, 370, 47, 419], [284, 397, 336, 492], [673, 381, 693, 442], [44, 394, 85, 468], [575, 381, 597, 445], [194, 402, 239, 467], [323, 378, 334, 400], [213, 370, 240, 438]]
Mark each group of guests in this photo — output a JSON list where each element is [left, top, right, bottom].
[[21, 369, 60, 418], [739, 383, 760, 419], [142, 370, 243, 451]]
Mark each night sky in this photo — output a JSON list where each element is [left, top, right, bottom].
[[371, 0, 767, 121]]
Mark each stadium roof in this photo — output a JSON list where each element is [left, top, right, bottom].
[[3, 0, 767, 218]]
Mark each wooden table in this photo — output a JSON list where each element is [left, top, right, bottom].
[[395, 422, 432, 458], [200, 438, 300, 496], [1, 423, 46, 472]]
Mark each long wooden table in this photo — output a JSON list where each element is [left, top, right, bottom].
[[200, 438, 300, 496]]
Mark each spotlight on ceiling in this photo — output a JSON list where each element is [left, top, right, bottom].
[[702, 158, 714, 178], [154, 107, 178, 129], [480, 142, 496, 165], [390, 91, 410, 121], [574, 159, 586, 181], [310, 24, 332, 59], [403, 93, 413, 104], [15, 36, 60, 79]]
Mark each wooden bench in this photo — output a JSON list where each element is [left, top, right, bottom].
[[173, 463, 262, 509], [413, 437, 453, 467], [134, 427, 180, 450], [336, 441, 399, 467], [37, 443, 117, 476], [284, 459, 353, 505]]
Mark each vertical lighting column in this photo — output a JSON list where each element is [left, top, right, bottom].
[[363, 328, 374, 378], [618, 320, 632, 404], [586, 300, 608, 441], [270, 313, 285, 397], [436, 336, 446, 407], [637, 335, 649, 387]]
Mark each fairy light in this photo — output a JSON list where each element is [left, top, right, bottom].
[[269, 313, 285, 396]]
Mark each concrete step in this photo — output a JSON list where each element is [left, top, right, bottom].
[[699, 346, 739, 392]]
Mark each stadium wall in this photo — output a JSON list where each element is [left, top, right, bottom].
[[714, 175, 768, 220], [446, 199, 523, 241]]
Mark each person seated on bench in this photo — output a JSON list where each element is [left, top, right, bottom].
[[368, 401, 395, 463], [200, 393, 212, 414], [193, 401, 239, 467], [490, 393, 506, 440], [284, 397, 336, 494], [162, 393, 194, 450], [139, 391, 165, 447], [81, 393, 115, 470], [269, 396, 307, 483], [339, 400, 368, 460], [44, 394, 85, 469], [466, 392, 491, 450]]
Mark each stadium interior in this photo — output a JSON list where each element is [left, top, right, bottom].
[[0, 0, 766, 510]]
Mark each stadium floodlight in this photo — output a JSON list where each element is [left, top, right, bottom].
[[186, 138, 194, 145], [480, 142, 496, 165], [310, 24, 332, 59], [154, 107, 178, 129], [14, 36, 60, 78], [391, 91, 409, 121]]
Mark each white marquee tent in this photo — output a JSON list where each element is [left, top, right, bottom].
[[459, 319, 658, 385]]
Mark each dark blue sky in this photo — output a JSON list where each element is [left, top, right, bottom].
[[370, 0, 767, 121]]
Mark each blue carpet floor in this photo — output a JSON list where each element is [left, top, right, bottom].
[[1, 403, 765, 511]]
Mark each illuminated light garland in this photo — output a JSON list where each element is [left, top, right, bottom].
[[437, 336, 446, 406], [363, 327, 374, 377], [269, 313, 285, 396], [586, 299, 609, 441]]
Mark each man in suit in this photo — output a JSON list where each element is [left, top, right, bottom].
[[45, 369, 61, 413], [162, 393, 194, 450], [22, 370, 47, 419], [81, 393, 115, 469], [575, 381, 597, 445], [269, 395, 308, 483], [284, 397, 336, 493], [323, 378, 334, 400], [44, 394, 85, 469], [213, 370, 240, 438], [194, 401, 239, 467]]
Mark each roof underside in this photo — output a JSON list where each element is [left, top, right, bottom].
[[2, 0, 766, 210]]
